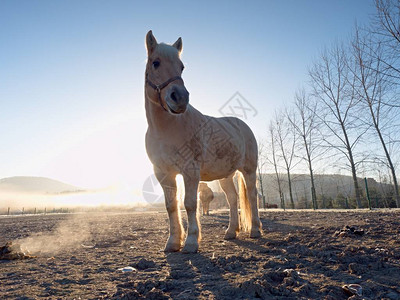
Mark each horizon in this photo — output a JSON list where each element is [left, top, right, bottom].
[[0, 172, 392, 211]]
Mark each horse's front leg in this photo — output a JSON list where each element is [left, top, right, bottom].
[[182, 172, 201, 253], [155, 170, 184, 252]]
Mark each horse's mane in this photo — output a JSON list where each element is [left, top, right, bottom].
[[156, 43, 180, 58]]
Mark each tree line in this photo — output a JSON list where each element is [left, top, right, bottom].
[[258, 0, 400, 209]]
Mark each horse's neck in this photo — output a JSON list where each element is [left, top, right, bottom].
[[145, 96, 207, 140], [145, 94, 200, 137], [145, 95, 171, 133]]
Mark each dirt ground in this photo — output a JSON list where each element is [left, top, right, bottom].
[[0, 209, 399, 299]]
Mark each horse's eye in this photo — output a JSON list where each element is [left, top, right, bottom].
[[153, 60, 160, 69]]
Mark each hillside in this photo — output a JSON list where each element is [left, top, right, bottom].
[[258, 173, 391, 202], [0, 176, 83, 194], [205, 173, 395, 209]]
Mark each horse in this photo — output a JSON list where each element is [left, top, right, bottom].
[[198, 182, 214, 216], [144, 30, 262, 253]]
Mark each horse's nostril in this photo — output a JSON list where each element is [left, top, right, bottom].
[[170, 92, 178, 102]]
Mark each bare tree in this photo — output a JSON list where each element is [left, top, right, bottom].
[[372, 0, 400, 82], [287, 89, 323, 210], [351, 26, 400, 208], [309, 43, 366, 208], [273, 110, 298, 209], [257, 138, 268, 209], [267, 121, 285, 209]]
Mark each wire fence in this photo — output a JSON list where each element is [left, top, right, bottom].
[[0, 203, 165, 216]]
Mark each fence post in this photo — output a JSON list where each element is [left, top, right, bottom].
[[364, 177, 372, 210], [34, 207, 36, 214], [7, 207, 10, 215], [22, 207, 24, 215]]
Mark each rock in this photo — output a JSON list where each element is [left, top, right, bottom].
[[118, 266, 137, 273], [283, 268, 298, 278], [342, 284, 362, 296]]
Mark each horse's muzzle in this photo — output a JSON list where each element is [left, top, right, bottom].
[[165, 85, 189, 114]]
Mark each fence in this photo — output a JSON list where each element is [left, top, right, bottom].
[[1, 207, 70, 216]]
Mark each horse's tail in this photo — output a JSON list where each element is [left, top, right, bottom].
[[238, 172, 252, 232]]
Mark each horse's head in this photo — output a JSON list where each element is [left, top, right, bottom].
[[145, 30, 189, 114]]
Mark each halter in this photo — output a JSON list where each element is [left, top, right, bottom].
[[145, 73, 182, 112]]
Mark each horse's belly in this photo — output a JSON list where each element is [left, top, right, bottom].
[[199, 160, 238, 180], [199, 142, 244, 180]]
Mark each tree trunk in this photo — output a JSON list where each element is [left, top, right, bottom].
[[340, 117, 362, 208], [349, 155, 362, 208], [257, 168, 266, 209], [274, 167, 284, 209], [286, 170, 295, 209], [304, 139, 317, 210]]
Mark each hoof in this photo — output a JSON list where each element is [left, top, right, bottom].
[[164, 237, 182, 252], [250, 229, 262, 239], [164, 243, 181, 252], [224, 231, 237, 240], [182, 243, 198, 253]]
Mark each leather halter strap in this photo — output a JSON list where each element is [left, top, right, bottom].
[[145, 74, 182, 112]]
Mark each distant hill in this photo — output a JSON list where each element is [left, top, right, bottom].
[[0, 176, 84, 194]]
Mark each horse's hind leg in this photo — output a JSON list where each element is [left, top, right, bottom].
[[219, 174, 239, 240], [241, 170, 262, 238], [204, 199, 210, 215], [155, 170, 184, 252]]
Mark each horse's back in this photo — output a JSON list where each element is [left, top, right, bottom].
[[216, 116, 257, 144]]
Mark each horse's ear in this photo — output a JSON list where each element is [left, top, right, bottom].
[[146, 30, 158, 55], [172, 37, 183, 54]]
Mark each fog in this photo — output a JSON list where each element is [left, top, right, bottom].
[[0, 189, 146, 212]]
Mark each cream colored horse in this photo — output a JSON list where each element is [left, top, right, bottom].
[[144, 31, 261, 253], [198, 182, 214, 216]]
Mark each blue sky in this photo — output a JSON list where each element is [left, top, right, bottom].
[[0, 0, 376, 192]]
